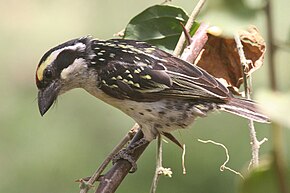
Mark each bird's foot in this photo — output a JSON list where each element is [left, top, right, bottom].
[[112, 137, 148, 173]]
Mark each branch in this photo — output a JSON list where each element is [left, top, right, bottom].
[[78, 124, 139, 193], [234, 34, 268, 168], [95, 130, 149, 193], [265, 1, 289, 193], [180, 22, 209, 63], [265, 0, 277, 91], [173, 0, 207, 56]]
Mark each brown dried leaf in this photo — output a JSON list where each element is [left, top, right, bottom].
[[196, 26, 266, 95]]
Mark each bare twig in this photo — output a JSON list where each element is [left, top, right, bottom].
[[181, 144, 186, 174], [180, 22, 209, 63], [95, 130, 149, 193], [179, 22, 192, 45], [79, 124, 139, 193], [265, 1, 277, 91], [198, 139, 244, 179], [265, 1, 289, 193], [150, 135, 163, 193], [113, 29, 125, 38], [173, 0, 206, 56], [234, 34, 268, 168], [234, 34, 250, 98]]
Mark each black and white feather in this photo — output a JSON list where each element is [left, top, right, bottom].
[[36, 36, 269, 141], [86, 38, 268, 123]]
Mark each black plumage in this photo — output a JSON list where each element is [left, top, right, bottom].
[[88, 38, 268, 123]]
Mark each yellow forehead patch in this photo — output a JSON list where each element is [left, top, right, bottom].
[[37, 56, 52, 81]]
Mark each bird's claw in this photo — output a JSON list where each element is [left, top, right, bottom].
[[112, 149, 137, 173], [112, 137, 148, 173]]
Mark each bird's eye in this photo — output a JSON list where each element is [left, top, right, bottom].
[[43, 68, 53, 80]]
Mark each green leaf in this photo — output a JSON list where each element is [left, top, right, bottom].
[[255, 90, 290, 129], [124, 5, 199, 52], [239, 157, 290, 193]]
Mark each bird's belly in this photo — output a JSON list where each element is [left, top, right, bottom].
[[117, 99, 211, 140], [84, 88, 212, 140]]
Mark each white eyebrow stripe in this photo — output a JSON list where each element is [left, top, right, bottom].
[[50, 42, 86, 60], [37, 42, 86, 81]]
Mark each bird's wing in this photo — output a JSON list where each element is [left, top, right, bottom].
[[94, 39, 231, 102]]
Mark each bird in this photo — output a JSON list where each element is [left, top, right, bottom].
[[36, 36, 268, 165]]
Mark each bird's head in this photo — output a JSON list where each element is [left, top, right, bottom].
[[36, 36, 95, 116]]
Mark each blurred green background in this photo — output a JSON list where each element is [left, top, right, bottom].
[[0, 0, 289, 193]]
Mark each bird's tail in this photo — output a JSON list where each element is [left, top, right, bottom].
[[217, 98, 269, 123]]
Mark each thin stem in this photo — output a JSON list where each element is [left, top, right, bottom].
[[173, 0, 206, 57], [234, 34, 262, 167], [182, 144, 186, 174], [150, 135, 163, 193], [265, 0, 277, 91], [265, 1, 288, 193]]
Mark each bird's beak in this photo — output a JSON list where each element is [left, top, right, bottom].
[[38, 81, 61, 116]]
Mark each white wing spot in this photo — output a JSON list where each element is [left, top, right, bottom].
[[108, 43, 116, 47], [110, 84, 118, 88], [134, 83, 140, 88]]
